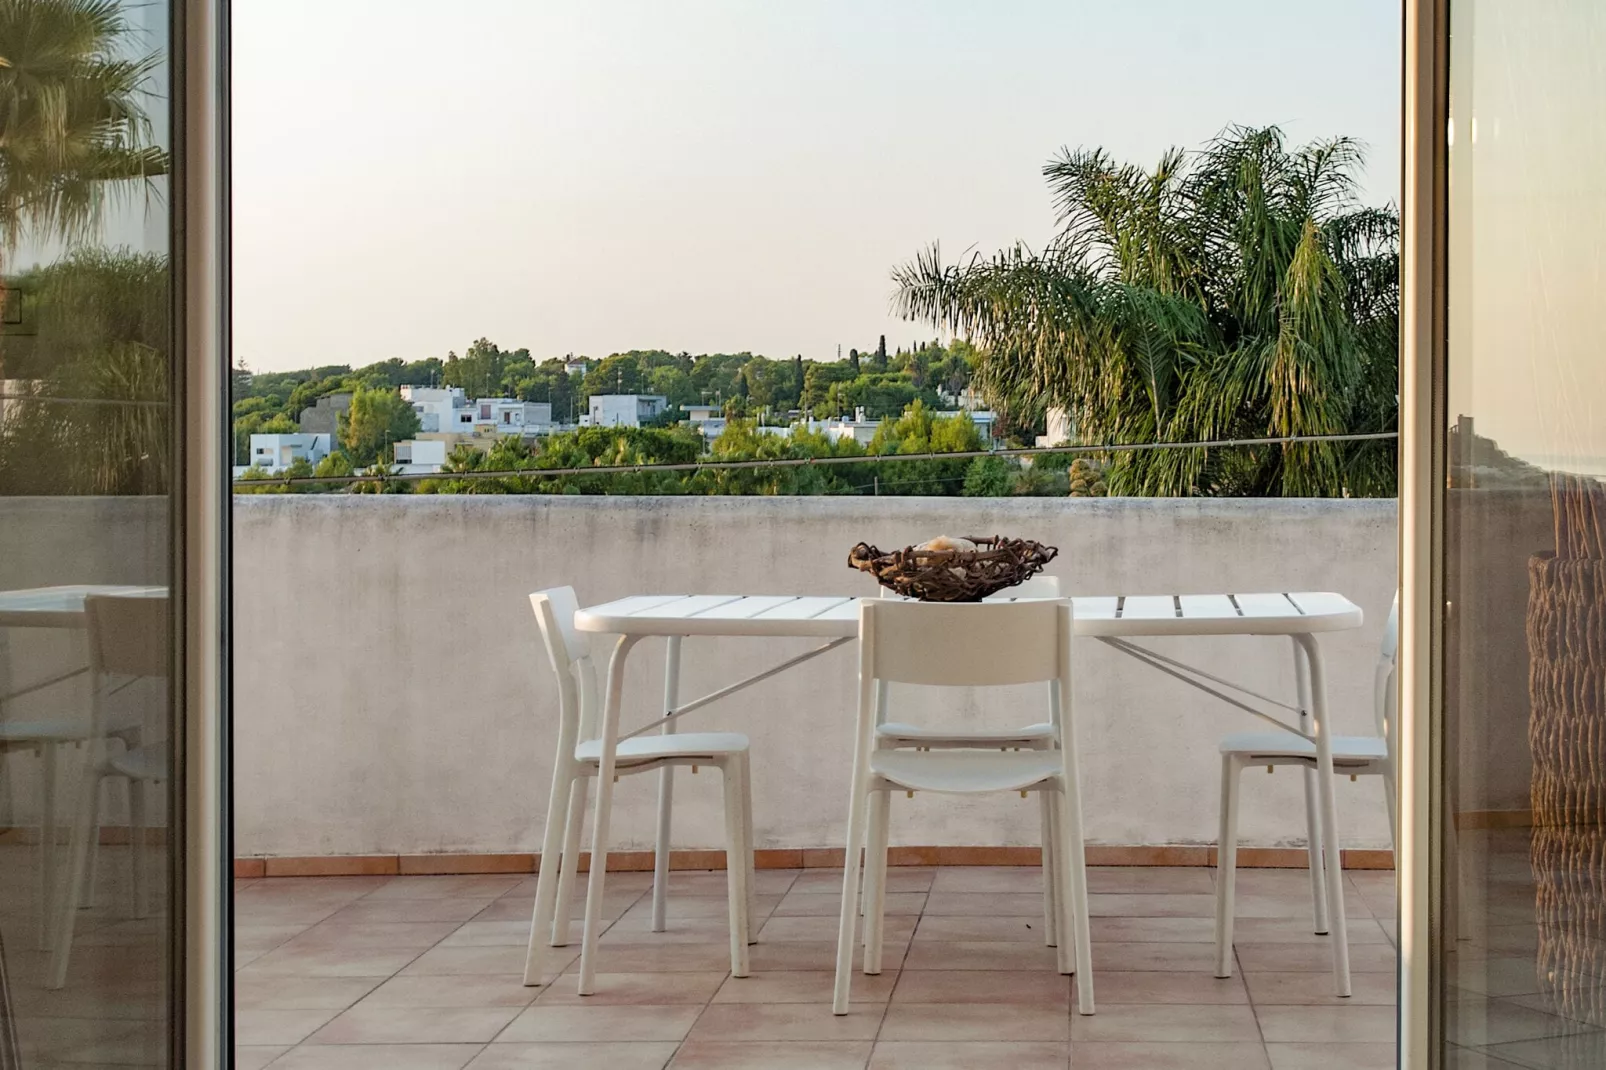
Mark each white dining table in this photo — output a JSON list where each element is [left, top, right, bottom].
[[569, 590, 1365, 996]]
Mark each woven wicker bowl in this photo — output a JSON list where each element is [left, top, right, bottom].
[[847, 536, 1059, 603]]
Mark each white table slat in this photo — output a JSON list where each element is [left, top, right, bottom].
[[1120, 595, 1180, 620], [584, 594, 688, 619], [752, 596, 855, 621], [814, 600, 864, 623], [1073, 596, 1121, 620], [1178, 594, 1239, 620], [713, 595, 808, 620], [652, 595, 746, 619], [1232, 592, 1299, 618], [1286, 591, 1357, 618]]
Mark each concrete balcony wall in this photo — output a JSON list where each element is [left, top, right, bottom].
[[230, 495, 1404, 859]]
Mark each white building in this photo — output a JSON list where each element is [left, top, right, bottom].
[[564, 358, 591, 376], [392, 439, 450, 475], [586, 394, 667, 428], [1036, 407, 1074, 449], [244, 433, 330, 473], [401, 386, 552, 437]]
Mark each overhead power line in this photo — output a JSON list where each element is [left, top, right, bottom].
[[233, 430, 1398, 490]]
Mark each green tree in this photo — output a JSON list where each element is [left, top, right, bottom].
[[894, 125, 1398, 497], [0, 0, 169, 270], [339, 386, 420, 465]]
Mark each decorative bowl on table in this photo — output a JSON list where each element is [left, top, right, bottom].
[[847, 535, 1059, 603]]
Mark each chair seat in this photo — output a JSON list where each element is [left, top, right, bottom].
[[1220, 731, 1388, 765], [0, 711, 141, 747], [108, 743, 168, 781], [576, 732, 749, 766], [877, 721, 1055, 746], [871, 749, 1062, 794]]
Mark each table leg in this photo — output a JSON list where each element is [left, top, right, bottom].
[[577, 635, 639, 996], [1291, 637, 1330, 935], [1297, 633, 1352, 997], [652, 636, 682, 933]]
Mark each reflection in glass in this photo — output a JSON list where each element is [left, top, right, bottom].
[[0, 0, 176, 1065], [1443, 1, 1606, 1066]]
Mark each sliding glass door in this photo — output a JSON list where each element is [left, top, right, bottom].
[[0, 0, 229, 1064]]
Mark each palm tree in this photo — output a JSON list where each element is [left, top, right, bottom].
[[0, 0, 168, 254], [893, 126, 1398, 497]]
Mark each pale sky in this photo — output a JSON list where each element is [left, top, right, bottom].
[[231, 0, 1401, 374]]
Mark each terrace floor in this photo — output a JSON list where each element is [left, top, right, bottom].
[[229, 863, 1404, 1070]]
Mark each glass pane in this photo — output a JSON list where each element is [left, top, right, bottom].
[[0, 0, 177, 1065], [1443, 2, 1606, 1065]]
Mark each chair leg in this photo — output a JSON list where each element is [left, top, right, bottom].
[[39, 743, 58, 951], [550, 777, 587, 947], [1215, 754, 1242, 978], [1302, 765, 1330, 936], [1056, 784, 1094, 1015], [48, 765, 102, 990], [739, 757, 758, 944], [1382, 766, 1399, 858], [130, 777, 148, 919], [832, 784, 871, 1015], [862, 789, 890, 975], [1040, 790, 1059, 949], [524, 766, 576, 986], [721, 760, 751, 978]]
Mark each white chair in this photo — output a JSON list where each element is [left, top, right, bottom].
[[0, 636, 144, 951], [1214, 595, 1399, 978], [872, 575, 1064, 948], [522, 587, 756, 992], [49, 594, 169, 990], [834, 597, 1095, 1015]]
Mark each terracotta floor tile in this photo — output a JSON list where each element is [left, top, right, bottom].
[[1265, 1042, 1397, 1069], [1070, 1041, 1272, 1069], [868, 1040, 1068, 1070], [498, 1003, 702, 1043], [235, 1008, 343, 1046], [712, 970, 899, 1004], [276, 921, 463, 953], [1235, 941, 1396, 973], [363, 875, 525, 900], [438, 921, 538, 947], [473, 894, 637, 923], [359, 973, 541, 1008], [900, 939, 1059, 971], [685, 1003, 885, 1042], [581, 941, 741, 973], [748, 941, 890, 972], [536, 969, 727, 1005], [617, 894, 781, 922], [1233, 917, 1392, 944], [1088, 893, 1217, 918], [890, 969, 1069, 1005], [667, 1040, 873, 1069], [402, 945, 572, 977], [235, 924, 311, 956], [235, 975, 385, 1010], [928, 867, 1045, 894], [1087, 868, 1213, 895], [879, 1002, 1070, 1042], [1479, 1032, 1606, 1068], [264, 1044, 484, 1070], [1445, 996, 1598, 1047], [1076, 941, 1219, 973], [914, 914, 1050, 943], [791, 869, 934, 894], [1069, 1003, 1261, 1042], [773, 892, 925, 917], [1234, 893, 1373, 920], [759, 915, 915, 944], [235, 1046, 289, 1070], [1254, 1005, 1397, 1044], [922, 891, 1042, 916], [310, 1005, 522, 1044], [322, 898, 493, 925], [468, 1042, 678, 1070], [1244, 971, 1396, 1005], [241, 945, 425, 979], [1089, 916, 1215, 943], [1083, 971, 1248, 1004]]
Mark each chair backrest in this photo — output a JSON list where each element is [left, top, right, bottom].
[[1374, 592, 1401, 745], [84, 595, 169, 680], [529, 587, 598, 745], [84, 594, 169, 740], [861, 598, 1071, 688]]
